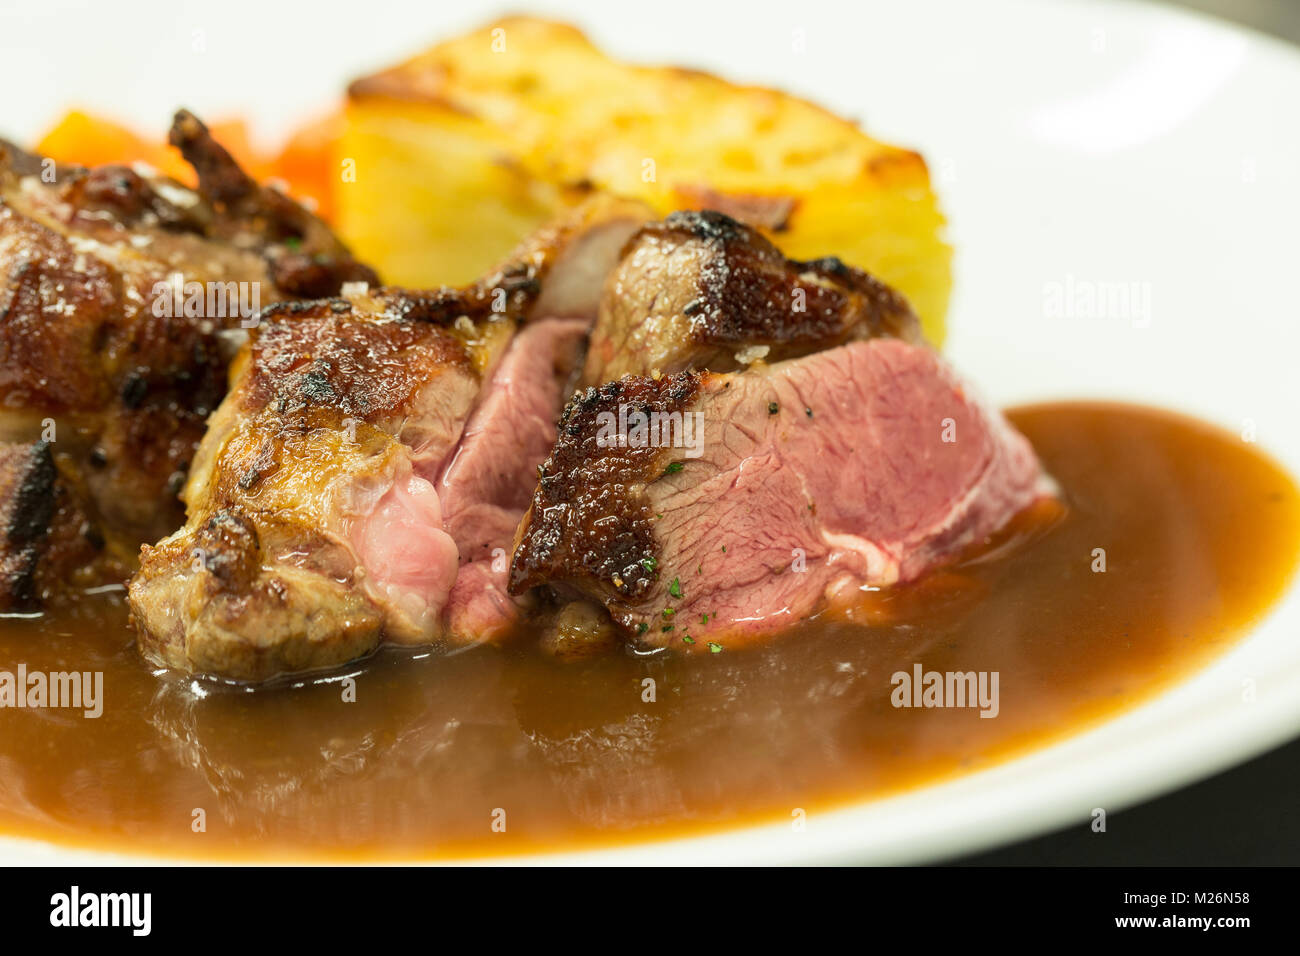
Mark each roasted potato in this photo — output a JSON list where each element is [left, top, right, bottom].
[[340, 16, 953, 343]]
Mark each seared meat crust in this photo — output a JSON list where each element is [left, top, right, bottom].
[[582, 210, 919, 384], [0, 440, 129, 610], [0, 111, 376, 605], [508, 374, 701, 604]]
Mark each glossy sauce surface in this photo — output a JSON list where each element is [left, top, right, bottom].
[[0, 402, 1297, 860]]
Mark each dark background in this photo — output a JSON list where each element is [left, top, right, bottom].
[[950, 0, 1300, 866]]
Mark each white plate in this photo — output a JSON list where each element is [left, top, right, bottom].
[[2, 0, 1298, 865]]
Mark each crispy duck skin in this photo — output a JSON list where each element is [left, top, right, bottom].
[[128, 199, 646, 680], [581, 209, 920, 385], [0, 111, 376, 609]]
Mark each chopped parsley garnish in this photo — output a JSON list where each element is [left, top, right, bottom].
[[640, 556, 657, 574], [664, 461, 684, 475], [707, 642, 723, 654], [701, 614, 709, 625], [662, 607, 675, 618], [662, 624, 674, 633], [668, 577, 682, 599], [681, 634, 696, 645], [637, 622, 649, 635]]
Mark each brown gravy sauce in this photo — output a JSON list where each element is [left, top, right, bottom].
[[1, 402, 1297, 860]]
